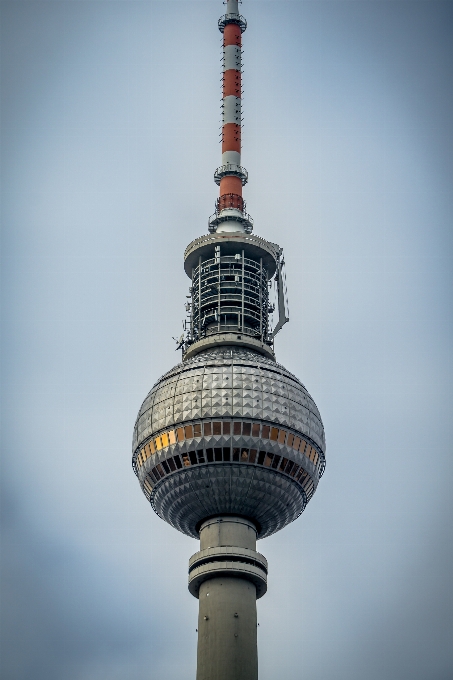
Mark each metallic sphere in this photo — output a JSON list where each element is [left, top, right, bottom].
[[132, 347, 325, 538]]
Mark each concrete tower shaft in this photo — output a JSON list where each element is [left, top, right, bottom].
[[193, 517, 263, 680]]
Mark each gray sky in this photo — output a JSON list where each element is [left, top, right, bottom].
[[1, 1, 452, 679]]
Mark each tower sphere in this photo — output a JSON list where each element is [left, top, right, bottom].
[[132, 346, 325, 539]]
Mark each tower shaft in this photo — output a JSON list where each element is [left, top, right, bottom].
[[192, 517, 266, 680]]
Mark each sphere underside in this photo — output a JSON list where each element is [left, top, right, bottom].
[[151, 463, 306, 539], [132, 346, 326, 538]]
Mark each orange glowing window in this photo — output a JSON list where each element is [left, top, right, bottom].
[[168, 430, 176, 445], [182, 454, 191, 467], [293, 437, 301, 451], [155, 436, 162, 451], [252, 423, 260, 437], [270, 427, 278, 441], [184, 425, 194, 439], [278, 430, 287, 444], [161, 433, 169, 448], [261, 425, 270, 439], [287, 433, 294, 447], [264, 454, 273, 467], [193, 423, 202, 437], [204, 422, 212, 436], [299, 439, 306, 454], [176, 427, 184, 442]]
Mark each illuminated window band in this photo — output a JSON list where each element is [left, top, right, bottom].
[[135, 419, 324, 502], [135, 420, 323, 472]]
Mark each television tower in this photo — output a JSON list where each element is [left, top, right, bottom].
[[132, 1, 326, 678]]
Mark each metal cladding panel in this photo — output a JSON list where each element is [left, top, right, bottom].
[[151, 464, 306, 539]]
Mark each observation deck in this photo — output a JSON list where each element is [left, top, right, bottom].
[[182, 232, 283, 360]]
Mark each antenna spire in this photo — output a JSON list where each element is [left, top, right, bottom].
[[209, 0, 252, 234]]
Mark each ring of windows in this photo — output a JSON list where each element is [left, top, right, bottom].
[[134, 419, 323, 475], [141, 446, 315, 503]]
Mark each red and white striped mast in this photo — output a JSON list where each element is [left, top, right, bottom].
[[209, 0, 252, 235]]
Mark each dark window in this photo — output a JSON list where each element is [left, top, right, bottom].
[[279, 457, 288, 471], [185, 425, 194, 439], [252, 423, 260, 437], [233, 421, 241, 435], [262, 425, 270, 439], [174, 455, 183, 470], [204, 422, 212, 436], [264, 453, 273, 467], [193, 423, 202, 437], [258, 451, 266, 465], [270, 427, 279, 441], [223, 447, 231, 461], [150, 469, 160, 483], [197, 450, 205, 463], [168, 458, 176, 472], [303, 477, 314, 492], [223, 421, 231, 435], [213, 422, 222, 435], [290, 464, 299, 477], [162, 460, 171, 474], [242, 422, 251, 436], [189, 451, 198, 465], [249, 449, 257, 463], [156, 464, 165, 477], [214, 447, 222, 461], [241, 449, 249, 462], [272, 454, 281, 469], [233, 448, 240, 461], [206, 448, 214, 462], [286, 460, 294, 475]]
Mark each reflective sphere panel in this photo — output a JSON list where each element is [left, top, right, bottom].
[[132, 347, 325, 538]]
